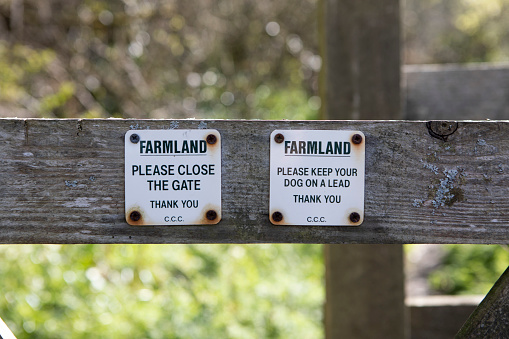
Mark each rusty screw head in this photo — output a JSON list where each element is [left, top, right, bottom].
[[352, 134, 363, 145], [130, 133, 140, 144], [130, 211, 141, 222], [206, 210, 217, 221], [274, 133, 284, 143], [206, 134, 217, 145], [272, 211, 283, 222], [349, 212, 361, 223]]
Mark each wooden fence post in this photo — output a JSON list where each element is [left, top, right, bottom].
[[456, 266, 509, 338], [319, 0, 407, 337]]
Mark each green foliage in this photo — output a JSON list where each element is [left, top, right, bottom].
[[206, 84, 320, 120], [0, 43, 55, 103], [39, 82, 76, 116], [2, 1, 509, 337], [428, 245, 509, 295], [0, 244, 324, 338], [0, 0, 320, 119], [0, 2, 324, 337], [404, 0, 509, 63]]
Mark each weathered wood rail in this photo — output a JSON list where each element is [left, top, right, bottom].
[[1, 118, 508, 244], [404, 63, 509, 121], [456, 266, 509, 338]]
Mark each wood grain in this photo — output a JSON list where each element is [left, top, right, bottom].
[[1, 118, 509, 244], [319, 1, 405, 338], [320, 0, 401, 120]]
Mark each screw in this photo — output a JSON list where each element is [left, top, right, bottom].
[[272, 211, 283, 222], [206, 134, 217, 145], [130, 133, 140, 144], [274, 133, 284, 143], [206, 210, 217, 221], [130, 211, 141, 222], [352, 134, 363, 144], [349, 212, 361, 223]]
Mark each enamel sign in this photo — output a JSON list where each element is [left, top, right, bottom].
[[125, 129, 221, 225], [269, 130, 365, 226]]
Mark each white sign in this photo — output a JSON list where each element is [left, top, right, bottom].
[[269, 130, 365, 226], [125, 129, 221, 225]]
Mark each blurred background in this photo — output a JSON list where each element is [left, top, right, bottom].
[[1, 0, 509, 337]]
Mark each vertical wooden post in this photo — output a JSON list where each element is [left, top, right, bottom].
[[319, 1, 407, 338], [319, 0, 401, 120], [324, 245, 406, 338]]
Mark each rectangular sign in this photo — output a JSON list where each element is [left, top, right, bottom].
[[269, 130, 365, 226], [125, 129, 221, 225]]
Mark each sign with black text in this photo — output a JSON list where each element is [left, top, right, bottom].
[[125, 129, 221, 225], [269, 130, 365, 226]]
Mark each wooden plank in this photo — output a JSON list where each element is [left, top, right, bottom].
[[404, 63, 509, 338], [320, 0, 400, 120], [404, 63, 509, 120], [456, 266, 509, 338], [318, 0, 405, 338], [1, 118, 509, 244], [408, 295, 482, 339], [325, 245, 406, 338]]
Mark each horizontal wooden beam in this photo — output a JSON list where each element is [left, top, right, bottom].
[[1, 118, 509, 244], [407, 295, 482, 339], [404, 63, 509, 120]]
